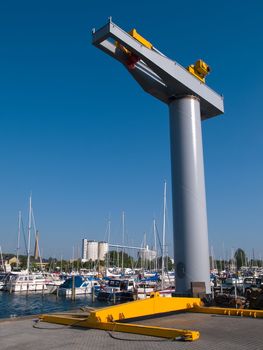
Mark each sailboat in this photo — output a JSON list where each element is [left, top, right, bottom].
[[160, 181, 175, 295], [6, 195, 47, 293]]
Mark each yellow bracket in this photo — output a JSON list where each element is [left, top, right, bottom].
[[40, 293, 201, 341]]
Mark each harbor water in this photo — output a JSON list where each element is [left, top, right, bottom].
[[0, 292, 104, 319]]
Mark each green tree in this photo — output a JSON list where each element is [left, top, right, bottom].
[[234, 248, 246, 269], [107, 250, 134, 268]]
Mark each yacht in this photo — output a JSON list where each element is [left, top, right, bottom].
[[43, 273, 64, 294], [58, 275, 100, 297], [5, 273, 47, 292], [0, 273, 9, 290], [97, 278, 136, 302]]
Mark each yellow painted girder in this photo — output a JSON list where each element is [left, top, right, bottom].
[[115, 28, 153, 57], [39, 313, 199, 341], [188, 306, 263, 318], [40, 294, 202, 341], [88, 293, 202, 323]]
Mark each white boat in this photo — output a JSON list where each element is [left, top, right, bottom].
[[58, 276, 100, 297], [0, 273, 9, 290], [97, 278, 136, 302], [106, 268, 122, 278], [5, 273, 47, 292], [43, 273, 64, 293], [136, 282, 156, 298]]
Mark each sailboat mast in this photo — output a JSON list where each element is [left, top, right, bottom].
[[153, 218, 157, 271], [161, 181, 167, 289], [121, 211, 125, 272], [106, 216, 111, 270], [16, 211, 21, 268], [0, 246, 4, 271], [27, 195, 32, 272]]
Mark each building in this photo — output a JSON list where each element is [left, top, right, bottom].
[[82, 239, 88, 262], [138, 245, 157, 262], [82, 239, 109, 262], [98, 241, 109, 261]]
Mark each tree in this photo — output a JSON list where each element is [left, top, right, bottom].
[[234, 248, 246, 269], [107, 250, 134, 268]]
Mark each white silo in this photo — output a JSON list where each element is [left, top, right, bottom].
[[82, 238, 88, 261], [98, 241, 109, 261], [87, 240, 98, 261]]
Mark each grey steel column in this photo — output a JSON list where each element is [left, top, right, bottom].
[[169, 95, 210, 294]]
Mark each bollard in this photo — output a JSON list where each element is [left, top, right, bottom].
[[92, 286, 95, 303], [235, 280, 238, 309], [71, 275, 76, 301], [135, 287, 138, 300], [113, 291, 116, 304]]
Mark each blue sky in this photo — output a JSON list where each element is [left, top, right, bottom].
[[0, 1, 262, 260]]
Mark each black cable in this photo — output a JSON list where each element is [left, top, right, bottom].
[[33, 319, 180, 342], [32, 318, 87, 330], [105, 330, 177, 342]]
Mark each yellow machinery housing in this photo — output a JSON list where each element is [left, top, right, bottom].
[[187, 59, 210, 83]]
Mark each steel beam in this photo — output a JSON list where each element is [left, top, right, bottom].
[[40, 294, 201, 341], [39, 314, 199, 341], [188, 306, 263, 318], [92, 20, 224, 119], [87, 293, 202, 322]]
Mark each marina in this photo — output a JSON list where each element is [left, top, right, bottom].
[[1, 2, 263, 348], [0, 291, 104, 319]]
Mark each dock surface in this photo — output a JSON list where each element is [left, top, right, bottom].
[[0, 312, 262, 349]]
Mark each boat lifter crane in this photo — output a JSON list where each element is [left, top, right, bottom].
[[92, 18, 224, 295]]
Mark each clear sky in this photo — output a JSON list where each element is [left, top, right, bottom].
[[0, 1, 262, 260]]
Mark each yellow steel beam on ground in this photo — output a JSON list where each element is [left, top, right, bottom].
[[40, 295, 202, 341], [88, 293, 202, 323], [188, 306, 263, 318], [39, 313, 199, 341]]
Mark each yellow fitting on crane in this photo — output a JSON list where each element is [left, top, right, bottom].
[[186, 59, 211, 83], [129, 28, 153, 49], [115, 28, 153, 56]]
